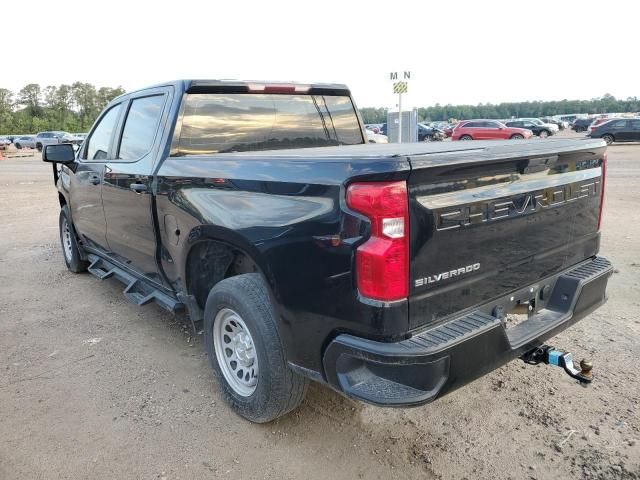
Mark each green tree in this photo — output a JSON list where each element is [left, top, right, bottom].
[[18, 84, 43, 129]]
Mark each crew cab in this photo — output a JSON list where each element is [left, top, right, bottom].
[[43, 80, 612, 423]]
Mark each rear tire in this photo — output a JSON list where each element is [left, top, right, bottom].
[[59, 205, 88, 273], [36, 143, 42, 152], [602, 134, 614, 145], [459, 135, 472, 141], [510, 134, 524, 140], [15, 143, 21, 149], [204, 273, 308, 423], [539, 130, 550, 139]]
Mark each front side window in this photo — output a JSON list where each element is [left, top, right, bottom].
[[83, 104, 122, 160], [173, 93, 363, 156], [118, 95, 165, 160]]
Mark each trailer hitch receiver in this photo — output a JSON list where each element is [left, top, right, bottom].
[[522, 345, 593, 384]]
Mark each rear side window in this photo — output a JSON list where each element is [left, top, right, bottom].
[[630, 120, 640, 130], [118, 95, 165, 161], [173, 93, 363, 156], [462, 122, 479, 128], [608, 120, 627, 129], [83, 104, 122, 160]]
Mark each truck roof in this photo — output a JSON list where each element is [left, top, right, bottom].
[[113, 79, 351, 102]]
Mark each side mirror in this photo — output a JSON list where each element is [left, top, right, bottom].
[[43, 143, 76, 164]]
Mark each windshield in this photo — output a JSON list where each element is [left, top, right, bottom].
[[173, 93, 364, 156]]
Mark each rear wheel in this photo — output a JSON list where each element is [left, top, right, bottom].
[[539, 130, 550, 139], [36, 143, 43, 152], [459, 135, 472, 141], [15, 142, 22, 149], [510, 134, 524, 140], [423, 135, 433, 142], [204, 273, 308, 423], [59, 205, 88, 273], [602, 134, 614, 145]]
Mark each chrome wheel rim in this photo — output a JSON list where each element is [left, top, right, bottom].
[[213, 308, 258, 396], [540, 131, 548, 138], [604, 135, 613, 145], [61, 218, 73, 261]]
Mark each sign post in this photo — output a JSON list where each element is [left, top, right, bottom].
[[390, 71, 411, 143]]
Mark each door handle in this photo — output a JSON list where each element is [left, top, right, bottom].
[[130, 183, 148, 193]]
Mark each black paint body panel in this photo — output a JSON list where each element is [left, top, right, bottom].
[[52, 79, 609, 386]]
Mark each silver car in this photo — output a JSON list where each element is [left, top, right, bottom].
[[13, 135, 37, 149], [35, 131, 69, 151]]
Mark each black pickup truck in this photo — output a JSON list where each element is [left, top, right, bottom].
[[43, 80, 612, 423]]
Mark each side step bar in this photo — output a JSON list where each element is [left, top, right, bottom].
[[87, 254, 184, 314]]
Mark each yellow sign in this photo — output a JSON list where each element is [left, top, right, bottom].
[[393, 81, 408, 94]]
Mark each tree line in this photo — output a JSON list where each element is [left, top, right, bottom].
[[360, 94, 640, 124], [2, 85, 638, 134], [0, 83, 125, 134]]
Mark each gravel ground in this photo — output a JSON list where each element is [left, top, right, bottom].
[[1, 133, 639, 479]]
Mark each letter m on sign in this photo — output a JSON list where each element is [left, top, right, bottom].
[[390, 72, 398, 80]]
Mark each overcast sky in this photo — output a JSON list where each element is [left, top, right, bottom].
[[4, 0, 637, 109]]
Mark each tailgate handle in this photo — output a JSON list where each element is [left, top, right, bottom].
[[519, 155, 556, 174]]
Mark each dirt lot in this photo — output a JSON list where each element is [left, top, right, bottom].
[[1, 134, 639, 480]]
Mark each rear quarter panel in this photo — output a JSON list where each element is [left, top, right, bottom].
[[155, 154, 411, 372]]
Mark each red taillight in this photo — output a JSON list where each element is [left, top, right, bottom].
[[598, 154, 607, 230], [346, 181, 409, 301]]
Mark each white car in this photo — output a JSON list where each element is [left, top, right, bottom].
[[519, 118, 559, 133], [366, 129, 388, 143]]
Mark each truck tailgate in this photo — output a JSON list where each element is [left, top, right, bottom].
[[406, 138, 606, 330]]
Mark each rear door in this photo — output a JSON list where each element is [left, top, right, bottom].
[[102, 88, 171, 286], [483, 121, 503, 140], [406, 140, 606, 330], [70, 103, 124, 250], [611, 119, 633, 141]]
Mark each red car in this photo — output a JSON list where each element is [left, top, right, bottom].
[[452, 120, 533, 141]]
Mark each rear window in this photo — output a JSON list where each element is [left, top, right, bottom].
[[172, 93, 363, 156]]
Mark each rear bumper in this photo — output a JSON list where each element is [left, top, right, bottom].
[[323, 256, 613, 407]]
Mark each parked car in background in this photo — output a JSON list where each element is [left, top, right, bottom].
[[417, 123, 445, 142], [505, 120, 555, 138], [589, 118, 620, 131], [518, 118, 559, 134], [13, 135, 37, 149], [588, 118, 640, 144], [540, 117, 566, 130], [60, 133, 86, 145], [35, 131, 69, 151], [365, 129, 388, 143], [572, 118, 593, 132], [443, 124, 456, 137], [364, 124, 382, 134], [0, 136, 11, 149], [452, 120, 533, 141]]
